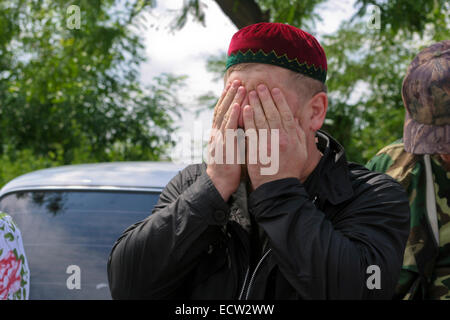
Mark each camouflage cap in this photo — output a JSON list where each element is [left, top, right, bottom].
[[402, 40, 450, 154]]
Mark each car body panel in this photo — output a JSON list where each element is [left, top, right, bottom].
[[0, 161, 186, 299], [0, 161, 186, 198]]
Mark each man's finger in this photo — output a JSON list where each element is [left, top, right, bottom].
[[219, 82, 232, 105], [294, 118, 307, 145], [225, 103, 240, 130], [243, 104, 256, 131], [272, 87, 296, 134], [220, 86, 242, 127], [214, 80, 238, 128], [248, 90, 269, 130], [213, 82, 232, 121], [257, 84, 282, 129], [221, 85, 246, 128], [217, 103, 240, 165], [220, 85, 245, 127], [243, 105, 259, 167], [213, 80, 240, 128]]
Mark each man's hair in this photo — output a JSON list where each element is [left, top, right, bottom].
[[225, 63, 327, 102], [290, 72, 328, 98]]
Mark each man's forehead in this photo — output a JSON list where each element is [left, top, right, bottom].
[[226, 63, 292, 87]]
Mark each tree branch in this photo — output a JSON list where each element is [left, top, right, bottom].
[[214, 0, 270, 29]]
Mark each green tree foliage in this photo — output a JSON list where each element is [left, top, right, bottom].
[[323, 1, 449, 162], [0, 0, 185, 187], [354, 0, 449, 36], [171, 0, 326, 30], [1, 0, 448, 188], [175, 0, 450, 163]]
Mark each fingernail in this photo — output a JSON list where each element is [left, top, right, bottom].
[[272, 88, 280, 95], [257, 84, 266, 92], [232, 80, 240, 88]]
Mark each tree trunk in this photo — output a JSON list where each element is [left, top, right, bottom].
[[214, 0, 270, 29]]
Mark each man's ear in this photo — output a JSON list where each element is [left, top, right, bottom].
[[307, 92, 328, 131]]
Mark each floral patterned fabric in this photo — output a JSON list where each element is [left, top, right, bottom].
[[0, 212, 30, 299]]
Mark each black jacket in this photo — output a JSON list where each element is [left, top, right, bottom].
[[107, 131, 410, 299]]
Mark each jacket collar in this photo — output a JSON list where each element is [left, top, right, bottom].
[[304, 130, 354, 206], [227, 130, 355, 225]]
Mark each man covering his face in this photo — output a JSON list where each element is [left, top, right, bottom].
[[107, 23, 410, 299]]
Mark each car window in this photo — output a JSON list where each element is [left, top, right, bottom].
[[0, 190, 160, 300]]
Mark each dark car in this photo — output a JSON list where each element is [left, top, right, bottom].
[[0, 161, 185, 299]]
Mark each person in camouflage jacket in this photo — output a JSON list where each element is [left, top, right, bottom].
[[366, 40, 450, 300]]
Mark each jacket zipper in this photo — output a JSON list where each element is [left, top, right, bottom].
[[238, 196, 319, 299], [238, 197, 319, 299], [238, 248, 272, 300], [238, 267, 250, 300], [245, 248, 272, 299]]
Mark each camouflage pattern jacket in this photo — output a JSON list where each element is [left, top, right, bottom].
[[367, 141, 449, 299]]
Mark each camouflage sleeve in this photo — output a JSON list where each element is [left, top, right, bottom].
[[366, 142, 422, 300], [365, 140, 404, 173], [394, 267, 421, 300], [366, 152, 394, 173]]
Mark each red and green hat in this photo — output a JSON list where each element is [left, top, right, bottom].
[[226, 22, 327, 83]]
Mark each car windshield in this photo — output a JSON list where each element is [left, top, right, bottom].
[[0, 190, 160, 300]]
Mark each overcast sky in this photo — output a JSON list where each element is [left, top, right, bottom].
[[138, 0, 357, 161]]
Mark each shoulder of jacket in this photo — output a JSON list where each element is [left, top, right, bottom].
[[367, 141, 420, 189], [366, 141, 406, 168], [376, 140, 405, 156], [349, 161, 402, 186], [347, 162, 409, 203], [175, 163, 207, 186]]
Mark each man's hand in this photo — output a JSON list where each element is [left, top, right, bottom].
[[243, 84, 308, 190], [207, 80, 246, 201]]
